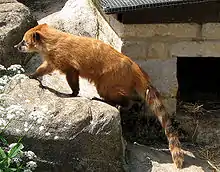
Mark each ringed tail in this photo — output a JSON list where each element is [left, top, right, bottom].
[[145, 84, 184, 168]]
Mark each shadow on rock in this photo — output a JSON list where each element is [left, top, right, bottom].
[[32, 78, 75, 98]]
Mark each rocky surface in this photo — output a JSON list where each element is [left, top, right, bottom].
[[37, 0, 98, 38], [125, 143, 213, 172], [0, 64, 25, 93], [0, 72, 125, 172], [17, 0, 68, 21], [0, 0, 37, 67]]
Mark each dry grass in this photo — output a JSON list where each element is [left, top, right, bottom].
[[197, 145, 220, 172], [178, 101, 220, 171], [178, 102, 205, 114], [177, 101, 220, 117]]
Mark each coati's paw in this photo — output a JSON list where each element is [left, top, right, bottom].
[[70, 91, 79, 97], [171, 147, 184, 168], [26, 73, 37, 79]]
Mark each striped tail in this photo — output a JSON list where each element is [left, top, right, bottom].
[[145, 84, 184, 168]]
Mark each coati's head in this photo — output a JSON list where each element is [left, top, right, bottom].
[[14, 23, 48, 53]]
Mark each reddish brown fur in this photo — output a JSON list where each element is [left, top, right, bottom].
[[15, 24, 184, 168]]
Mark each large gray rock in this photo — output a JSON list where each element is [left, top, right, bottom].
[[38, 0, 98, 37], [17, 0, 68, 21], [125, 143, 213, 172], [0, 64, 25, 93], [0, 74, 125, 172], [0, 0, 37, 67]]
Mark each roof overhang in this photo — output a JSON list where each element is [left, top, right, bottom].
[[93, 0, 220, 24]]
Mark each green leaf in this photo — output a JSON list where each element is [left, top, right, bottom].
[[0, 157, 10, 169], [8, 143, 24, 159], [6, 158, 11, 168], [6, 168, 17, 172], [0, 135, 8, 145], [0, 160, 6, 169], [0, 147, 6, 160]]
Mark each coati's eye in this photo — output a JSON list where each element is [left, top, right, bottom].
[[33, 32, 41, 42]]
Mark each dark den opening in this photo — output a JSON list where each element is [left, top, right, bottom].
[[177, 57, 220, 103]]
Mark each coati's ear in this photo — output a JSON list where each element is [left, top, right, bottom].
[[41, 23, 48, 28], [32, 31, 43, 42]]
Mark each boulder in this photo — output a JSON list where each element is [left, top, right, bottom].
[[0, 0, 37, 67], [37, 0, 98, 37], [0, 64, 25, 93], [0, 73, 125, 172], [125, 143, 213, 172], [17, 0, 68, 21]]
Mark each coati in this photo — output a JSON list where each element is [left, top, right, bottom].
[[15, 24, 184, 168]]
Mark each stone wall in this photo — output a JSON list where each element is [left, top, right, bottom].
[[94, 7, 220, 114]]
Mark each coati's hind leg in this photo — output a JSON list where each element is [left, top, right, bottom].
[[105, 94, 130, 107], [92, 94, 130, 108], [66, 68, 79, 97], [97, 86, 131, 108]]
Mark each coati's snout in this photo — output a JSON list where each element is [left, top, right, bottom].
[[15, 29, 43, 53], [14, 40, 28, 52]]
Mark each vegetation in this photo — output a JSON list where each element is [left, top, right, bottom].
[[0, 134, 37, 172]]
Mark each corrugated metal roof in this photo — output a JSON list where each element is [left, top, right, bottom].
[[96, 0, 217, 13]]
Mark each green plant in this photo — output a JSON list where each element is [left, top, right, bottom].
[[0, 141, 24, 172], [0, 136, 37, 172]]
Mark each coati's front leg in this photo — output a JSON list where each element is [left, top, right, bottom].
[[29, 61, 54, 79], [66, 69, 79, 97]]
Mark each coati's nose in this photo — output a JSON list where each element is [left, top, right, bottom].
[[14, 44, 18, 48]]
